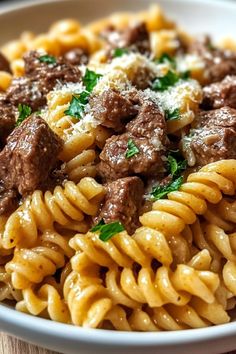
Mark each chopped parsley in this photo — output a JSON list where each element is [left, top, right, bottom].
[[125, 139, 139, 159], [113, 48, 129, 58], [165, 108, 180, 121], [64, 92, 89, 119], [65, 69, 102, 119], [151, 176, 184, 200], [167, 153, 187, 177], [180, 70, 191, 79], [39, 54, 56, 64], [157, 53, 176, 68], [152, 70, 180, 91], [16, 104, 32, 126], [91, 219, 125, 241], [82, 68, 102, 92]]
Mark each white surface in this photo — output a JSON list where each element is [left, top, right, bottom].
[[1, 0, 236, 353]]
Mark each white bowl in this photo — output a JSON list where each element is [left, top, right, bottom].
[[1, 0, 236, 353]]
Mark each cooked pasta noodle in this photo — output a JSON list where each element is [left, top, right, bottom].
[[2, 178, 104, 249], [6, 230, 74, 289]]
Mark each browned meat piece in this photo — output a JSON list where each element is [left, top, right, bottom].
[[193, 106, 236, 129], [90, 89, 138, 132], [126, 99, 166, 140], [99, 176, 144, 234], [0, 185, 18, 215], [0, 115, 63, 196], [98, 97, 167, 181], [188, 36, 236, 84], [120, 22, 150, 54], [0, 52, 11, 73], [190, 126, 236, 166], [6, 51, 81, 110], [63, 48, 88, 66], [183, 107, 236, 166], [201, 76, 236, 109], [98, 133, 166, 181], [103, 22, 150, 54], [0, 95, 16, 147], [23, 51, 81, 83], [6, 77, 46, 111]]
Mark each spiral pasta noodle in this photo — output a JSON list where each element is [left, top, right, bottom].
[[0, 266, 22, 302], [1, 177, 105, 249], [16, 283, 70, 323], [5, 230, 74, 289], [64, 253, 113, 327]]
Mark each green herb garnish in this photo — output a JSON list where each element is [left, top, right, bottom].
[[91, 219, 125, 241], [64, 92, 89, 119], [16, 104, 32, 126], [180, 70, 191, 79], [151, 176, 184, 200], [65, 69, 102, 119], [157, 53, 176, 68], [152, 70, 180, 91], [113, 48, 129, 58], [82, 68, 102, 92], [125, 139, 139, 159], [39, 54, 56, 64], [167, 154, 187, 177], [165, 108, 180, 121]]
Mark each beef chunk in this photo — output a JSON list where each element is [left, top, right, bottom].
[[0, 95, 16, 147], [126, 98, 166, 141], [0, 185, 18, 215], [119, 22, 150, 54], [98, 176, 144, 234], [183, 107, 236, 166], [202, 75, 236, 109], [103, 22, 150, 54], [63, 48, 88, 66], [6, 77, 46, 111], [23, 51, 81, 83], [190, 126, 236, 166], [0, 115, 63, 196], [98, 133, 165, 181], [98, 97, 167, 181], [6, 51, 81, 111], [193, 106, 236, 129], [0, 52, 11, 73], [90, 89, 138, 132], [188, 36, 236, 84]]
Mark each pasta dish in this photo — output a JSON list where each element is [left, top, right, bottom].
[[1, 4, 236, 331]]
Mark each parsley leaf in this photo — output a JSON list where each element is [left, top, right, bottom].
[[152, 70, 180, 91], [180, 70, 191, 79], [151, 176, 184, 200], [16, 104, 32, 126], [64, 92, 89, 119], [91, 219, 125, 241], [165, 108, 180, 121], [157, 53, 176, 68], [82, 69, 102, 92], [125, 139, 139, 159], [167, 154, 187, 177], [39, 54, 56, 64], [65, 69, 102, 119], [113, 48, 129, 58]]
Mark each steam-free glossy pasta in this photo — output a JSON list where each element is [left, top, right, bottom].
[[1, 5, 236, 332]]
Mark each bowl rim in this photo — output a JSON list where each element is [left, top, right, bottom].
[[0, 0, 236, 16], [1, 303, 236, 346], [1, 0, 236, 346]]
